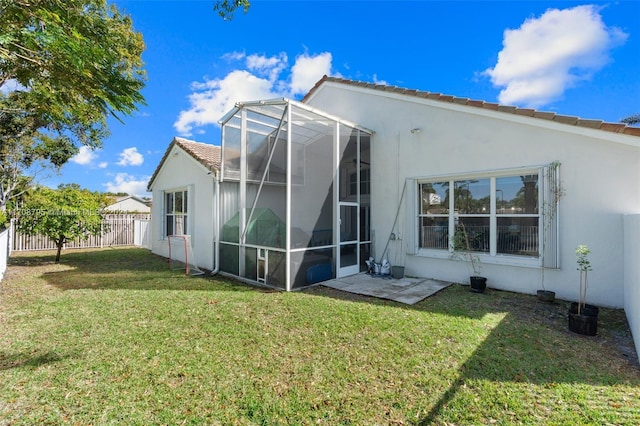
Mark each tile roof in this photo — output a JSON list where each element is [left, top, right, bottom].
[[302, 76, 640, 138], [115, 195, 150, 204], [147, 137, 221, 191], [174, 137, 222, 170]]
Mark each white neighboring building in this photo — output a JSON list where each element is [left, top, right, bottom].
[[104, 195, 151, 213], [147, 137, 221, 271]]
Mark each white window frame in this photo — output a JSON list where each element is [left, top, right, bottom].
[[413, 166, 558, 268], [164, 188, 189, 238]]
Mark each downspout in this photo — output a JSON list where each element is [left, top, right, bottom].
[[210, 168, 220, 275]]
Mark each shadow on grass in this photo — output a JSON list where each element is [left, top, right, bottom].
[[0, 350, 72, 371], [306, 284, 640, 423], [9, 247, 166, 273], [8, 247, 262, 293], [416, 300, 640, 424]]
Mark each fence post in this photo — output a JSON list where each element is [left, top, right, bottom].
[[9, 218, 15, 254], [0, 228, 8, 281]]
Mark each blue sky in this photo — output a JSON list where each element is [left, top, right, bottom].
[[51, 0, 640, 196]]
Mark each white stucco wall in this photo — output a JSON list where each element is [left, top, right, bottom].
[[624, 214, 640, 360], [306, 83, 640, 308], [149, 145, 216, 271]]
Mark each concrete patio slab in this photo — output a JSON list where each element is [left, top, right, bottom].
[[321, 274, 452, 305]]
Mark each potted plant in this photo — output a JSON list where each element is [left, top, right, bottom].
[[451, 222, 487, 293], [568, 245, 599, 335], [537, 161, 564, 303]]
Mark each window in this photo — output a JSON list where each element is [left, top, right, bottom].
[[418, 168, 547, 261], [165, 189, 188, 237], [496, 175, 539, 256], [349, 168, 371, 196]]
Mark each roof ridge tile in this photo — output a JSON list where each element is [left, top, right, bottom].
[[303, 76, 639, 138]]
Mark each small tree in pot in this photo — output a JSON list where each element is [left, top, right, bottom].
[[568, 245, 599, 335], [451, 222, 487, 293]]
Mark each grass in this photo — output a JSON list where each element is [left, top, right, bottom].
[[1, 247, 639, 425]]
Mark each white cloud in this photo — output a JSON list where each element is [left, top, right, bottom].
[[98, 162, 108, 169], [104, 173, 150, 196], [221, 51, 246, 62], [484, 5, 627, 107], [70, 146, 99, 166], [117, 147, 144, 166], [372, 74, 388, 85], [174, 70, 283, 136], [289, 52, 333, 96], [246, 52, 288, 82], [174, 51, 335, 136]]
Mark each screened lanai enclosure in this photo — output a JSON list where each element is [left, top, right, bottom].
[[218, 99, 373, 290]]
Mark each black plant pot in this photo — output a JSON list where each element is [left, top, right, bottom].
[[537, 290, 556, 303], [568, 302, 599, 336], [569, 302, 600, 317], [568, 313, 598, 336], [469, 276, 487, 293]]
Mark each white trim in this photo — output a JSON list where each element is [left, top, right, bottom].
[[162, 187, 190, 239], [415, 166, 547, 267], [338, 201, 361, 277], [413, 165, 542, 183], [404, 178, 418, 255], [285, 104, 292, 291], [219, 97, 374, 135]]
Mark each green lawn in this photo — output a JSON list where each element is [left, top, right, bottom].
[[1, 247, 639, 425]]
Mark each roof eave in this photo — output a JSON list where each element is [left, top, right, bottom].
[[303, 76, 640, 141]]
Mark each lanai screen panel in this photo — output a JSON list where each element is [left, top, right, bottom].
[[289, 107, 337, 289], [222, 114, 241, 180], [220, 99, 371, 290], [219, 113, 241, 276], [244, 110, 287, 248], [220, 102, 291, 288], [244, 115, 288, 287]]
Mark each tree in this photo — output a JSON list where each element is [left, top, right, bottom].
[[621, 114, 640, 126], [16, 184, 110, 262], [213, 0, 251, 20], [0, 0, 146, 210], [0, 174, 29, 229]]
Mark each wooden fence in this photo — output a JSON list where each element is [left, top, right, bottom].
[[11, 214, 151, 252]]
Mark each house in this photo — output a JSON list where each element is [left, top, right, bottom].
[[148, 77, 640, 310], [104, 195, 152, 213], [303, 76, 640, 309], [147, 137, 221, 270]]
